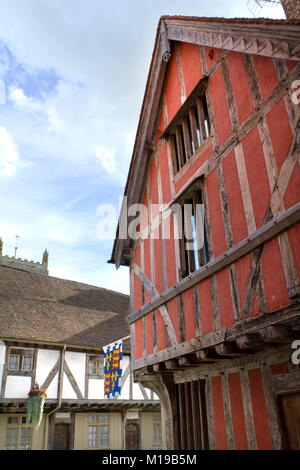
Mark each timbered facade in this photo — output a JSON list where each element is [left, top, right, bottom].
[[0, 260, 163, 450], [110, 14, 300, 450]]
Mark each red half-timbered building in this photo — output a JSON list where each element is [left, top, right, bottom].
[[110, 6, 300, 450]]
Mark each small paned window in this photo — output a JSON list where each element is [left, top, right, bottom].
[[4, 416, 32, 450], [88, 355, 104, 378], [22, 355, 33, 371], [152, 414, 162, 445], [8, 351, 33, 373], [88, 415, 110, 449], [8, 354, 20, 371]]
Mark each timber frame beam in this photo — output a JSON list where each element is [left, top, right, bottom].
[[132, 299, 300, 371], [128, 202, 300, 325]]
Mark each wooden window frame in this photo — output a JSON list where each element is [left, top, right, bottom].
[[5, 415, 33, 450], [172, 178, 209, 280], [161, 77, 210, 175], [21, 355, 33, 371], [87, 414, 110, 449], [152, 413, 162, 446], [8, 353, 20, 371], [88, 355, 104, 379], [7, 348, 34, 375]]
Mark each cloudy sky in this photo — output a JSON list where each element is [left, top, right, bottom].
[[0, 1, 285, 294]]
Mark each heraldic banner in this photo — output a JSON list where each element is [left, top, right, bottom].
[[103, 339, 123, 398]]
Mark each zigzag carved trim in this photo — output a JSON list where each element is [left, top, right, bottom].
[[166, 23, 300, 60]]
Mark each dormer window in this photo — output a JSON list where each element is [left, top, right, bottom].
[[162, 78, 210, 174]]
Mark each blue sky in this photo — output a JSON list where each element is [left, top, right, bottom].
[[0, 1, 285, 294]]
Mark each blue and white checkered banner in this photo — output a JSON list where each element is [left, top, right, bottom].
[[103, 339, 123, 398]]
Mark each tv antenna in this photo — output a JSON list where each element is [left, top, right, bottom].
[[14, 235, 20, 258], [247, 0, 281, 17]]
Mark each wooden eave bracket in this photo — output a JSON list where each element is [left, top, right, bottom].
[[132, 301, 300, 373]]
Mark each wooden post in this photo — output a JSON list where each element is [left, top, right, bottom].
[[178, 383, 187, 449], [191, 380, 202, 449]]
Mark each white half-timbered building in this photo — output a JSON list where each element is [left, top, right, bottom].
[[0, 249, 164, 450]]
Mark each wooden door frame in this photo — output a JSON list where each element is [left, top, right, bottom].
[[124, 418, 140, 450], [53, 422, 70, 450], [48, 413, 74, 450], [272, 369, 300, 397], [272, 369, 300, 449]]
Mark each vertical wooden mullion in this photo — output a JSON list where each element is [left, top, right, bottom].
[[184, 200, 195, 274], [196, 97, 207, 143], [169, 134, 179, 174], [175, 384, 181, 450], [182, 117, 192, 160], [192, 192, 204, 267], [189, 107, 199, 151], [205, 377, 216, 449], [186, 238, 195, 274], [201, 179, 214, 262], [178, 294, 186, 344], [191, 380, 202, 449], [178, 383, 187, 449], [175, 126, 185, 168], [199, 379, 209, 450], [185, 382, 193, 450], [179, 206, 188, 279]]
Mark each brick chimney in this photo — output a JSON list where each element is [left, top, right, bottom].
[[281, 0, 300, 18]]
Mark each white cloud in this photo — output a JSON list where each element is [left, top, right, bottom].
[[94, 146, 117, 174], [0, 126, 20, 177], [7, 81, 128, 178], [0, 0, 285, 293], [10, 86, 34, 109]]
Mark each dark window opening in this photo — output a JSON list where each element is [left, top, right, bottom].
[[167, 93, 211, 175], [177, 187, 209, 280]]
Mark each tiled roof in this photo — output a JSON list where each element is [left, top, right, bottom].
[[0, 266, 130, 350]]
